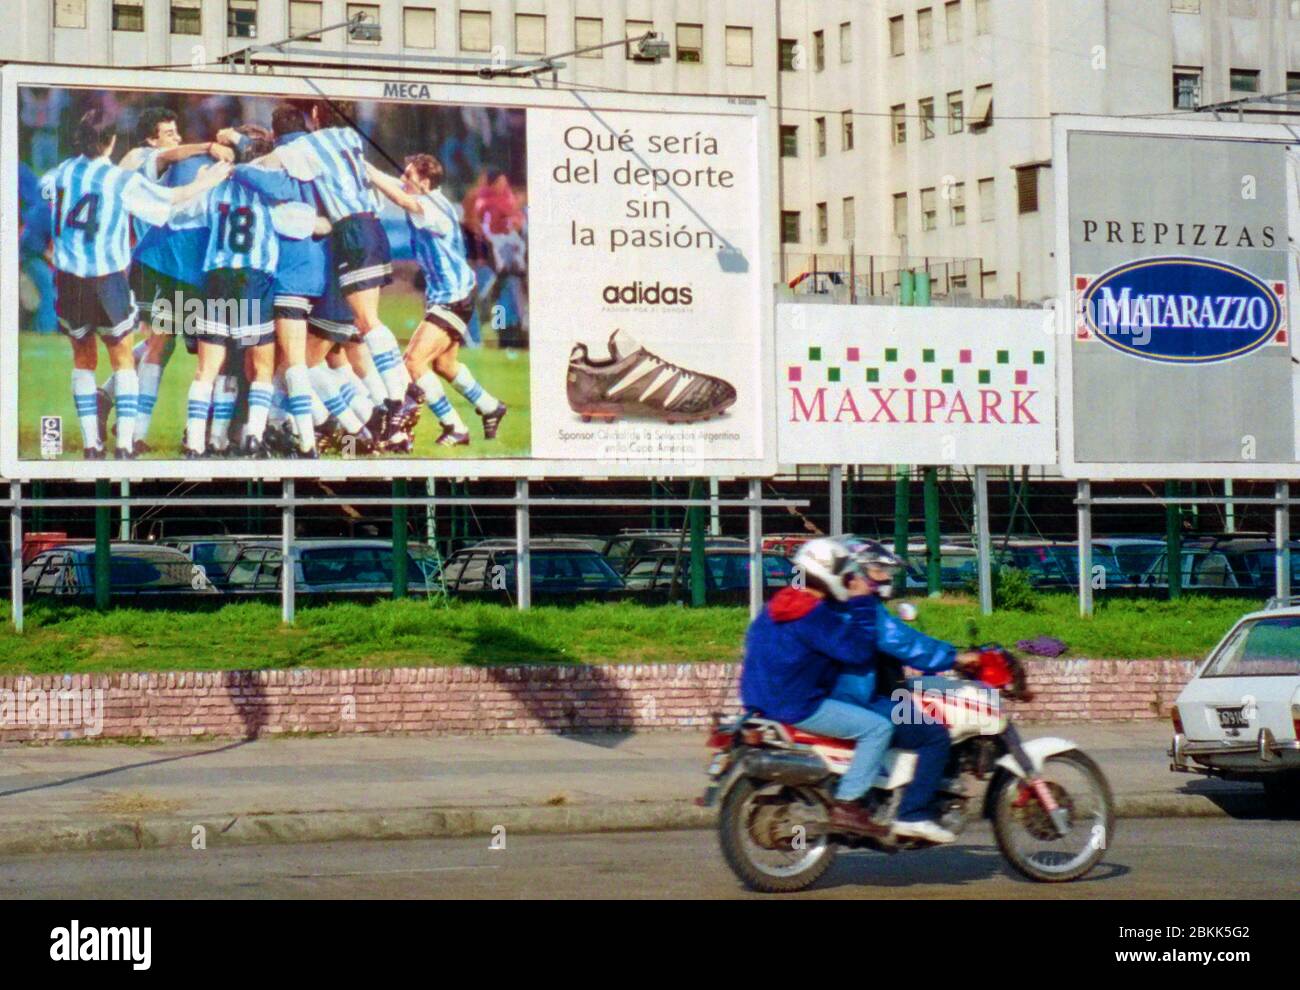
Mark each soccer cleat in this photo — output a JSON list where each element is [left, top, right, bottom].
[[566, 330, 736, 424], [890, 819, 957, 846], [132, 440, 152, 457], [365, 405, 389, 442], [479, 402, 507, 440], [436, 424, 471, 447], [182, 446, 204, 460], [83, 445, 106, 461], [113, 446, 136, 461], [241, 436, 267, 459]]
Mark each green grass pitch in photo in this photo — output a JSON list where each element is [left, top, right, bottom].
[[16, 291, 531, 462]]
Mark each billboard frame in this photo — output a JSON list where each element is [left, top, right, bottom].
[[1053, 113, 1300, 480], [0, 62, 777, 481]]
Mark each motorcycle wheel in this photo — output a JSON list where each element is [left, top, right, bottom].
[[717, 777, 836, 893], [992, 749, 1114, 883]]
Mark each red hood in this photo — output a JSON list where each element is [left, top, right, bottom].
[[766, 587, 822, 623]]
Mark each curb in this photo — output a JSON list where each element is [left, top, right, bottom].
[[0, 791, 1254, 857]]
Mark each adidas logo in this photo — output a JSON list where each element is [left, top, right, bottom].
[[601, 281, 693, 306]]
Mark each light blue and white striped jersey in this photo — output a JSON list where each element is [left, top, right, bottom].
[[40, 155, 174, 278], [408, 189, 475, 305], [190, 181, 280, 274], [276, 127, 381, 222], [118, 145, 164, 244]]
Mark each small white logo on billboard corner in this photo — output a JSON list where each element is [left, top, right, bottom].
[[49, 921, 151, 971], [40, 416, 63, 459]]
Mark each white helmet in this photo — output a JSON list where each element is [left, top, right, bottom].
[[793, 535, 905, 601]]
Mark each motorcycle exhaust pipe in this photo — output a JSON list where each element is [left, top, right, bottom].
[[742, 751, 830, 786]]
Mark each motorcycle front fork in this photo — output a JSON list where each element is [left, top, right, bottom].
[[1002, 723, 1071, 837]]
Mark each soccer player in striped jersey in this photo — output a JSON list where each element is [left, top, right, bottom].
[[41, 110, 231, 459], [260, 100, 411, 443], [366, 156, 507, 448], [178, 127, 312, 458]]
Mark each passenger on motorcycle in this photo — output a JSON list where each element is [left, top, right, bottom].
[[739, 536, 981, 844]]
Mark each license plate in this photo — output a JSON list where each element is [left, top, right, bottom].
[[1217, 707, 1249, 729]]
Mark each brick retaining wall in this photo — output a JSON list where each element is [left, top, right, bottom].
[[0, 659, 1197, 743]]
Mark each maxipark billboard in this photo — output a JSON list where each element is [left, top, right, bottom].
[[0, 64, 774, 480], [1054, 115, 1300, 480]]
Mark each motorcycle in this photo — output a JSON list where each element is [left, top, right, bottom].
[[700, 646, 1114, 892]]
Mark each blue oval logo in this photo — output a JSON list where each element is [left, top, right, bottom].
[[1081, 256, 1281, 364]]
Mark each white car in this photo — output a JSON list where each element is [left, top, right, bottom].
[[1170, 601, 1300, 812]]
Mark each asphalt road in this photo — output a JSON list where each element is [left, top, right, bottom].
[[1, 818, 1295, 899]]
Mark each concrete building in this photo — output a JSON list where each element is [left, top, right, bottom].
[[5, 0, 1300, 301]]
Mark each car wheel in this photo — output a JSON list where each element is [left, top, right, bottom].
[[1262, 771, 1300, 817]]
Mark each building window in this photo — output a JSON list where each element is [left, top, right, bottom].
[[975, 0, 990, 34], [460, 10, 491, 52], [891, 104, 907, 144], [982, 270, 998, 299], [839, 21, 852, 62], [171, 0, 202, 35], [113, 2, 144, 31], [921, 188, 937, 231], [404, 7, 435, 48], [515, 13, 544, 54], [843, 197, 856, 242], [918, 7, 933, 50], [949, 182, 966, 226], [1173, 67, 1202, 108], [53, 0, 86, 28], [1016, 166, 1041, 214], [1288, 72, 1300, 91], [625, 19, 653, 59], [815, 117, 827, 156], [919, 98, 935, 139], [816, 203, 829, 245], [781, 211, 801, 245], [889, 15, 904, 56], [726, 26, 753, 66], [893, 193, 908, 235], [780, 124, 799, 158], [841, 110, 854, 151], [970, 84, 993, 130], [289, 0, 322, 40], [813, 30, 825, 70], [1229, 68, 1261, 92], [575, 17, 602, 57], [779, 38, 798, 70], [947, 91, 964, 132], [677, 23, 703, 63], [1171, 0, 1201, 10], [945, 1, 962, 42], [978, 177, 995, 221], [228, 0, 259, 38], [347, 4, 380, 43]]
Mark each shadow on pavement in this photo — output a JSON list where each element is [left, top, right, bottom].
[[0, 740, 252, 799], [1179, 780, 1298, 820]]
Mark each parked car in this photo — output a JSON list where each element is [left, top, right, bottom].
[[901, 543, 979, 591], [1093, 538, 1166, 587], [623, 547, 794, 603], [994, 540, 1128, 590], [761, 533, 817, 557], [22, 543, 215, 597], [164, 535, 269, 589], [1138, 544, 1300, 595], [1170, 600, 1300, 811], [440, 539, 626, 599], [225, 539, 443, 596], [601, 529, 747, 574]]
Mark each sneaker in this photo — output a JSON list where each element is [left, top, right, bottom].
[[436, 423, 471, 447], [829, 801, 889, 838], [890, 819, 957, 845], [566, 330, 736, 424], [479, 402, 507, 440]]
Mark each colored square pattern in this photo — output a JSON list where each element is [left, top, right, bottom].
[[788, 366, 802, 382], [808, 346, 822, 361], [941, 369, 953, 384], [959, 349, 972, 364], [846, 347, 860, 362], [978, 369, 991, 384], [828, 367, 841, 382], [1032, 350, 1045, 365], [866, 368, 879, 383], [996, 350, 1009, 364], [1014, 370, 1028, 385], [885, 348, 898, 362], [922, 348, 935, 363]]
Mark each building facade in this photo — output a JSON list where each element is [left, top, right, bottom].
[[6, 0, 1300, 301]]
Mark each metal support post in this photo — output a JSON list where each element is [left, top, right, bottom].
[[281, 479, 295, 625], [924, 467, 941, 596], [748, 479, 764, 618], [515, 479, 531, 610], [119, 480, 131, 540], [1077, 479, 1093, 617], [94, 478, 111, 611], [392, 479, 408, 599], [828, 465, 844, 536], [1165, 480, 1182, 600], [974, 467, 993, 616], [1276, 481, 1291, 602], [10, 482, 23, 633], [893, 467, 910, 566], [689, 479, 707, 607]]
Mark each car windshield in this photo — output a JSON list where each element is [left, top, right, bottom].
[[1202, 616, 1300, 677], [495, 551, 624, 589]]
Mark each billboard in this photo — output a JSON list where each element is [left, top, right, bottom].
[[1054, 115, 1300, 479], [1, 64, 773, 480], [777, 304, 1056, 466]]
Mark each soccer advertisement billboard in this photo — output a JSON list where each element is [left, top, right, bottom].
[[1054, 115, 1300, 479], [1, 64, 773, 480], [777, 304, 1057, 466]]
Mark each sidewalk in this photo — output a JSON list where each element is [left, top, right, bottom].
[[0, 723, 1271, 855]]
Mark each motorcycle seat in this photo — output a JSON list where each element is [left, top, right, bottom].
[[785, 726, 855, 750]]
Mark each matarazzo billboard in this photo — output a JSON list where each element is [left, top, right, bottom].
[[777, 304, 1056, 466], [1055, 115, 1300, 479], [1, 64, 773, 480]]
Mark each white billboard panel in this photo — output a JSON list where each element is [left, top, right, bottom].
[[1, 64, 774, 480], [777, 303, 1057, 466]]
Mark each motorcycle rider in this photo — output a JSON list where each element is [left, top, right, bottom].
[[739, 536, 982, 844]]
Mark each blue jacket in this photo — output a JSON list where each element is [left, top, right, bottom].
[[739, 588, 956, 724]]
